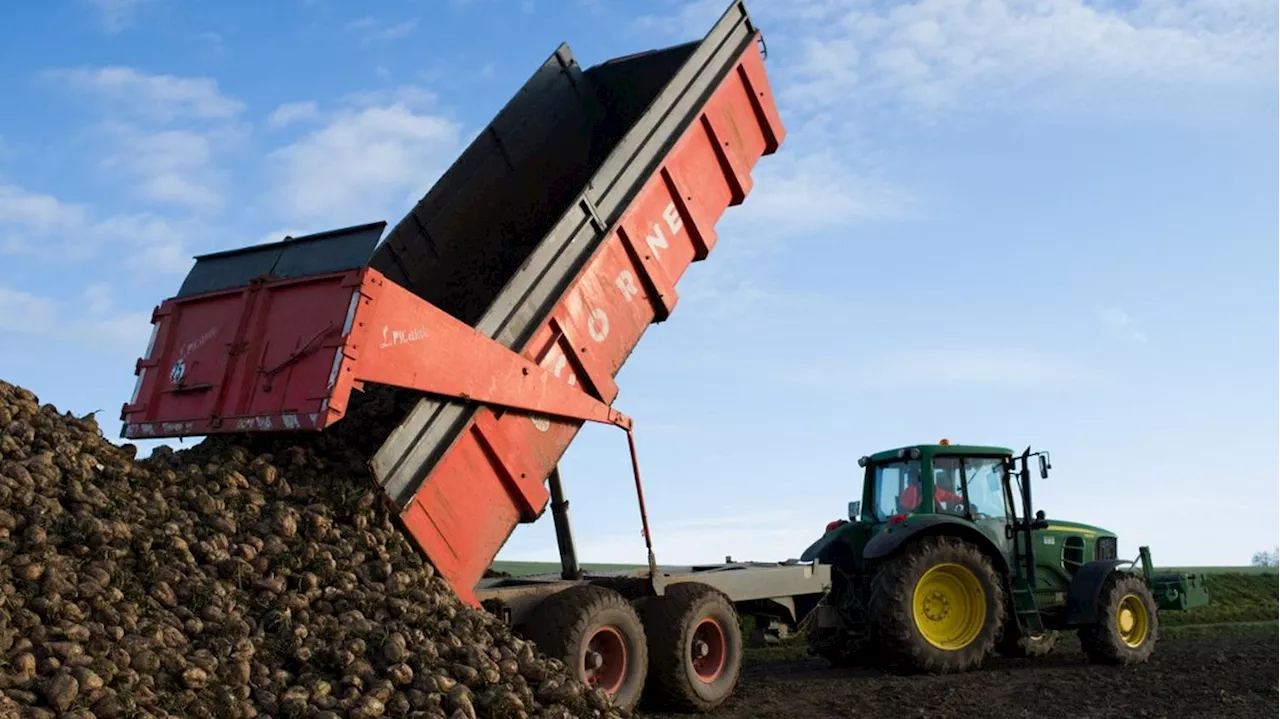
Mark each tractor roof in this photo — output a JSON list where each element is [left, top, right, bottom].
[[867, 442, 1014, 463]]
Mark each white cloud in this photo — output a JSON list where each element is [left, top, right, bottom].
[[0, 284, 154, 354], [55, 66, 245, 123], [100, 125, 227, 210], [74, 311, 155, 352], [91, 213, 200, 276], [633, 0, 726, 37], [253, 228, 313, 246], [1098, 306, 1147, 343], [0, 182, 197, 274], [347, 17, 420, 44], [82, 0, 154, 33], [768, 0, 1278, 115], [199, 32, 224, 52], [721, 152, 912, 239], [267, 101, 320, 129], [0, 288, 59, 333], [269, 97, 463, 226], [52, 66, 247, 211], [0, 182, 90, 236], [84, 284, 113, 315]]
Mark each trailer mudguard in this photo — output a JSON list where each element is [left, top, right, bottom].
[[1064, 559, 1132, 625], [861, 514, 1011, 574]]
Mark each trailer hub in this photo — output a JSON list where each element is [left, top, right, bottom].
[[584, 627, 628, 694]]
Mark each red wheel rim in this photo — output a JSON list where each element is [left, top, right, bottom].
[[690, 618, 727, 683], [584, 626, 628, 694]]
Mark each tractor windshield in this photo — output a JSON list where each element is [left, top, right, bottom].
[[934, 456, 1009, 521], [871, 459, 922, 520]]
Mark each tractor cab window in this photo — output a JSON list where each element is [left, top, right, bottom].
[[931, 458, 967, 516], [963, 457, 1008, 521], [871, 459, 922, 520], [932, 456, 1009, 521]]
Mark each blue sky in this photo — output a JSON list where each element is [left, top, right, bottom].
[[0, 0, 1275, 568]]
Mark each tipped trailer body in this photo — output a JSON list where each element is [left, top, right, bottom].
[[120, 3, 829, 712]]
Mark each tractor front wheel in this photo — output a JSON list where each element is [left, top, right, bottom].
[[524, 584, 649, 712], [868, 536, 1004, 673], [1078, 572, 1159, 664]]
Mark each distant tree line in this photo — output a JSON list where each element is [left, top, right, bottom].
[[1251, 547, 1279, 567]]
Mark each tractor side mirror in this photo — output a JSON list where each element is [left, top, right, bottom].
[[1038, 454, 1049, 479], [848, 501, 862, 521]]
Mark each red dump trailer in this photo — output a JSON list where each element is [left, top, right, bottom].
[[119, 2, 830, 712]]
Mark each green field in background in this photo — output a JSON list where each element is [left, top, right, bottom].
[[488, 561, 646, 576], [491, 561, 1277, 577], [1163, 566, 1280, 575]]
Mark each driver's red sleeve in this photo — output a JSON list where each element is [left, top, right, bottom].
[[937, 488, 963, 504], [901, 484, 920, 510]]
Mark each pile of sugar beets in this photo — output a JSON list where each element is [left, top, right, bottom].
[[0, 379, 626, 719]]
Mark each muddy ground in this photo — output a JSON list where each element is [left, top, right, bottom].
[[645, 632, 1278, 719]]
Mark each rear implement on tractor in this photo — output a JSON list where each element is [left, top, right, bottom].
[[801, 441, 1209, 673], [118, 3, 829, 713]]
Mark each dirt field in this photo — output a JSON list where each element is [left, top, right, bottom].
[[645, 632, 1279, 719]]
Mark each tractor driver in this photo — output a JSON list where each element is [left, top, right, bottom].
[[898, 468, 964, 513]]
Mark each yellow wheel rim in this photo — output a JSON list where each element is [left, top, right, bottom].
[[912, 563, 987, 650], [1116, 593, 1150, 648]]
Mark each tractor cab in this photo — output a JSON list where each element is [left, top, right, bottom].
[[824, 440, 1029, 538]]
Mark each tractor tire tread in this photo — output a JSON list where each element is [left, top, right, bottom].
[[640, 582, 743, 713], [867, 535, 1005, 674], [1077, 572, 1159, 665]]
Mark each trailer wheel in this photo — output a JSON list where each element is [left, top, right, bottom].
[[525, 585, 648, 712], [640, 582, 743, 713], [1078, 572, 1159, 665], [867, 536, 1004, 674]]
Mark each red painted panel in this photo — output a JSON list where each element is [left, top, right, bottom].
[[395, 38, 786, 605], [122, 272, 361, 439]]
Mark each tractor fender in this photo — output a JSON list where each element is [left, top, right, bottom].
[[799, 531, 838, 564], [862, 514, 1010, 573], [1065, 559, 1132, 625], [800, 524, 860, 566]]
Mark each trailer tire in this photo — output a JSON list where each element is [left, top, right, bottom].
[[1078, 572, 1159, 665], [640, 582, 743, 713], [525, 585, 648, 712], [867, 536, 1004, 674]]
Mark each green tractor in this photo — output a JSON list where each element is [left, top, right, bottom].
[[800, 440, 1209, 673]]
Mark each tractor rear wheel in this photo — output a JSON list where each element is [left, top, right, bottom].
[[1078, 572, 1159, 664], [868, 536, 1004, 673], [524, 584, 649, 712], [640, 582, 743, 713]]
